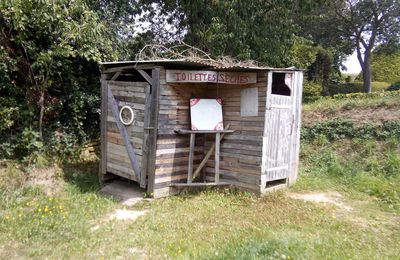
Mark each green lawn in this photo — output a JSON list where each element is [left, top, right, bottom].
[[1, 139, 399, 259], [1, 94, 400, 259]]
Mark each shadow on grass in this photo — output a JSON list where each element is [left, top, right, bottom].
[[60, 160, 101, 193]]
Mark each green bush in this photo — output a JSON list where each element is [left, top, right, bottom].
[[301, 119, 400, 141], [387, 81, 400, 91], [302, 81, 322, 102]]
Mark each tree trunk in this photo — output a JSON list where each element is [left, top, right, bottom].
[[38, 90, 44, 138], [362, 55, 372, 93], [321, 55, 331, 96]]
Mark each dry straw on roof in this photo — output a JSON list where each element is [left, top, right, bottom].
[[136, 42, 262, 69]]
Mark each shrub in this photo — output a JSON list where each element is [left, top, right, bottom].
[[302, 119, 400, 141], [387, 81, 400, 91], [302, 81, 322, 102]]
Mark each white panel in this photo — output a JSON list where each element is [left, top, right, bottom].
[[190, 98, 223, 130], [240, 87, 258, 116]]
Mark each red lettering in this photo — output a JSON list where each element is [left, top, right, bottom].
[[182, 73, 186, 80], [175, 72, 181, 81]]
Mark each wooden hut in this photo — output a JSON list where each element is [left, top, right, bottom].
[[99, 59, 304, 198]]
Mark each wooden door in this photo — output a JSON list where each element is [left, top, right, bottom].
[[104, 80, 150, 186], [262, 71, 295, 183]]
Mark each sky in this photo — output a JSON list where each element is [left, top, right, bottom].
[[342, 51, 362, 74]]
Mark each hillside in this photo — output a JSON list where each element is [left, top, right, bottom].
[[0, 93, 399, 259]]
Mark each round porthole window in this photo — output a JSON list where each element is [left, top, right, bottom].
[[119, 105, 135, 125]]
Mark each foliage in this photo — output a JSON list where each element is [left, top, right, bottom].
[[314, 0, 400, 92], [299, 138, 400, 210], [0, 0, 117, 160], [301, 119, 400, 141], [329, 81, 391, 95], [302, 81, 322, 102], [372, 50, 400, 83], [387, 81, 400, 91], [138, 0, 324, 67]]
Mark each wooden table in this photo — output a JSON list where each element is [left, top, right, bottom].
[[173, 129, 235, 186]]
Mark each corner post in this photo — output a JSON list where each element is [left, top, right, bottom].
[[146, 68, 160, 195], [99, 74, 108, 182]]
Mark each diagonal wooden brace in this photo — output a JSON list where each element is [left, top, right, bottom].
[[107, 86, 141, 180], [192, 124, 231, 181]]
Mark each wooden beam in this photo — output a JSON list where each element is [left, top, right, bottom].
[[215, 133, 220, 183], [102, 65, 137, 73], [174, 129, 235, 134], [170, 182, 231, 187], [108, 87, 141, 180], [146, 68, 161, 195], [110, 71, 121, 81], [192, 124, 231, 181], [137, 69, 152, 84], [99, 74, 108, 182], [140, 85, 151, 188], [187, 133, 195, 184]]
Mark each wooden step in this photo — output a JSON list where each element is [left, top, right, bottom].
[[170, 182, 231, 187]]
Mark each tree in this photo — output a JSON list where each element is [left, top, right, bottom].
[[0, 0, 116, 137], [137, 0, 323, 67], [332, 0, 400, 93], [371, 42, 400, 83]]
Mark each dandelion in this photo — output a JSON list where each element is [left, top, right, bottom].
[[41, 215, 45, 219], [38, 208, 42, 212]]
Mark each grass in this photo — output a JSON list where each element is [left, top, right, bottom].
[[1, 95, 400, 259], [1, 146, 399, 259], [296, 138, 400, 211], [303, 92, 400, 113]]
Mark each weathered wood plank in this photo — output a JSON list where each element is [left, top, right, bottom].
[[187, 133, 195, 184], [146, 68, 160, 195], [99, 74, 108, 181]]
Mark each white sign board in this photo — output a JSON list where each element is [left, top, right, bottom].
[[167, 70, 257, 84], [190, 98, 224, 130], [240, 87, 258, 116]]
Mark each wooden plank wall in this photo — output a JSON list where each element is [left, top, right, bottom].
[[106, 80, 149, 182], [152, 70, 267, 197], [204, 71, 267, 193], [152, 69, 210, 197]]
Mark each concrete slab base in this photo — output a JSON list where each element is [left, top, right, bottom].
[[100, 179, 147, 206]]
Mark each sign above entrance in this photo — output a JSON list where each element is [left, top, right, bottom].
[[166, 70, 257, 84]]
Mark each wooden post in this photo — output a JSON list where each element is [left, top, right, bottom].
[[99, 74, 108, 182], [146, 68, 160, 195], [215, 133, 220, 183], [192, 124, 231, 181], [140, 84, 151, 188], [187, 133, 195, 184]]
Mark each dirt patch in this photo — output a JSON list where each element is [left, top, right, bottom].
[[302, 106, 400, 127], [289, 191, 353, 211], [27, 165, 65, 195], [109, 209, 147, 221]]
